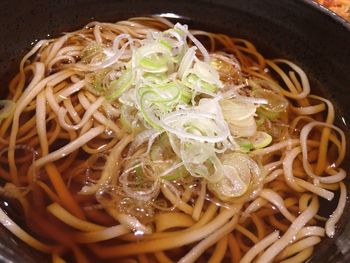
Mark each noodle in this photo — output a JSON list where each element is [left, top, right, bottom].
[[179, 211, 240, 263], [326, 181, 347, 237], [240, 231, 280, 263], [255, 196, 319, 263]]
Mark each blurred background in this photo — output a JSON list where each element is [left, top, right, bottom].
[[316, 0, 350, 21]]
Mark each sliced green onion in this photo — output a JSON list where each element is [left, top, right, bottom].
[[153, 82, 181, 103], [252, 88, 288, 119], [150, 135, 187, 181], [136, 43, 171, 73], [220, 99, 256, 137], [256, 107, 280, 120], [180, 86, 192, 104], [137, 80, 194, 128], [159, 39, 172, 50], [192, 60, 223, 88], [80, 42, 104, 63], [139, 55, 168, 73], [250, 131, 272, 149], [183, 74, 217, 93], [143, 72, 168, 85], [0, 100, 16, 121], [178, 47, 196, 78], [208, 153, 260, 200], [106, 69, 134, 101], [99, 23, 267, 205], [150, 134, 173, 161], [139, 87, 177, 114], [236, 138, 254, 152], [85, 68, 111, 96], [220, 99, 256, 121], [201, 80, 218, 93], [255, 112, 266, 126], [160, 98, 231, 143], [208, 166, 248, 199], [161, 166, 187, 181], [120, 105, 143, 134], [136, 43, 171, 58], [135, 165, 142, 185], [139, 93, 162, 129]]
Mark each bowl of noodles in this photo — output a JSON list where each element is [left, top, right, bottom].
[[0, 0, 350, 262]]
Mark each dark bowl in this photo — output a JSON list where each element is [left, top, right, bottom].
[[0, 0, 350, 262]]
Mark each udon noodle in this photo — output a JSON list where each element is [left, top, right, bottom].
[[0, 17, 347, 263]]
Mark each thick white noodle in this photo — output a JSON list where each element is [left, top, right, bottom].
[[277, 236, 321, 261], [252, 139, 299, 156], [63, 99, 81, 123], [178, 205, 241, 263], [290, 102, 325, 115], [264, 169, 283, 183], [45, 86, 60, 114], [263, 160, 282, 173], [20, 40, 50, 72], [34, 126, 105, 167], [295, 178, 334, 201], [326, 182, 346, 237], [255, 196, 319, 263], [58, 97, 105, 130], [300, 121, 346, 183], [107, 209, 152, 235], [47, 203, 105, 232], [240, 231, 280, 263], [260, 189, 296, 222], [241, 197, 268, 220], [282, 147, 304, 192], [295, 226, 325, 241], [45, 35, 69, 66], [74, 224, 130, 243], [56, 80, 85, 102], [0, 206, 52, 252], [79, 135, 132, 195], [36, 91, 49, 155], [78, 92, 121, 134], [272, 59, 310, 100]]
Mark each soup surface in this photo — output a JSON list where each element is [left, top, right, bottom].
[[0, 17, 347, 263]]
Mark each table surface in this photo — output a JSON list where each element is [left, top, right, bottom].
[[316, 0, 350, 21]]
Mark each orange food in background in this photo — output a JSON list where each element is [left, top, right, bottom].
[[316, 0, 350, 21]]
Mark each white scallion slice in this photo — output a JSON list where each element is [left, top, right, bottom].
[[120, 104, 143, 134], [208, 153, 260, 200], [220, 99, 256, 121], [107, 69, 134, 100], [251, 131, 272, 149], [252, 88, 288, 118], [192, 60, 223, 88], [236, 138, 254, 152]]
